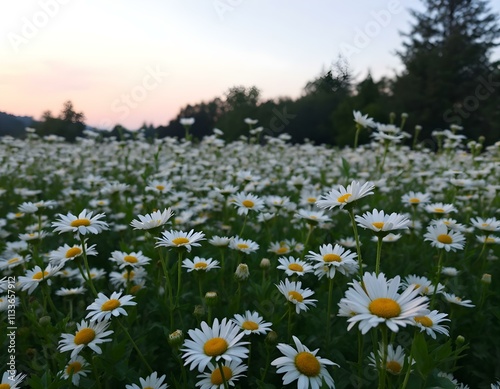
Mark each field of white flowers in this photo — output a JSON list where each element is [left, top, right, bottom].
[[0, 118, 499, 388]]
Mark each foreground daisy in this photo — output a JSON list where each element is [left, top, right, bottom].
[[277, 256, 314, 277], [60, 356, 90, 386], [338, 272, 429, 334], [271, 335, 337, 389], [156, 229, 205, 252], [125, 371, 168, 389], [276, 279, 317, 314], [182, 318, 249, 372], [232, 311, 272, 335], [58, 319, 113, 358], [316, 180, 375, 210], [85, 291, 136, 322], [196, 360, 247, 389], [52, 209, 109, 236], [130, 208, 174, 230], [423, 223, 466, 252]]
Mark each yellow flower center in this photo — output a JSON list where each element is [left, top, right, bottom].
[[172, 237, 190, 245], [307, 197, 316, 203], [414, 316, 433, 327], [210, 366, 233, 385], [155, 185, 165, 191], [288, 291, 304, 302], [124, 255, 138, 263], [123, 271, 135, 280], [481, 223, 489, 227], [7, 257, 20, 264], [101, 299, 121, 311], [237, 243, 249, 250], [434, 208, 445, 213], [194, 262, 208, 269], [409, 198, 420, 204], [203, 337, 228, 356], [242, 199, 255, 208], [70, 218, 91, 227], [295, 351, 321, 377], [485, 237, 495, 243], [0, 384, 11, 389], [32, 271, 49, 280], [437, 234, 452, 244], [288, 263, 304, 272], [369, 298, 401, 318], [74, 328, 96, 345], [386, 360, 402, 374], [130, 284, 142, 294], [66, 361, 83, 375], [372, 222, 385, 229], [337, 193, 352, 203], [66, 247, 82, 258], [15, 212, 23, 217], [323, 253, 341, 262], [242, 320, 259, 331], [276, 247, 289, 254]]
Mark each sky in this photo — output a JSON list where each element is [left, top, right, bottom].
[[1, 0, 498, 130]]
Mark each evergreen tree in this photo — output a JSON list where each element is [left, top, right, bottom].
[[392, 0, 500, 145]]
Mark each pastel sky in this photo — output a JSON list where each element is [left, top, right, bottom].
[[1, 0, 498, 130]]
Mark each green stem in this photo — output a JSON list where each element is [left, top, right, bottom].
[[354, 124, 362, 149], [378, 326, 388, 389], [287, 302, 294, 342], [430, 250, 444, 309], [80, 237, 98, 297], [176, 249, 184, 308], [348, 208, 363, 278], [357, 331, 364, 389], [401, 329, 418, 389], [239, 214, 248, 237], [217, 360, 230, 389], [326, 277, 334, 347], [117, 319, 153, 374], [375, 235, 383, 275]]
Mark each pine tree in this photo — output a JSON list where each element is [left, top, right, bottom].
[[392, 0, 500, 145]]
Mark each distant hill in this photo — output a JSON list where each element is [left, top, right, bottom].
[[0, 111, 34, 138]]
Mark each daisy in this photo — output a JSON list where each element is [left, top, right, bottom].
[[368, 344, 407, 375], [55, 286, 87, 296], [353, 110, 376, 128], [442, 292, 475, 308], [52, 209, 109, 236], [268, 240, 292, 255], [234, 264, 250, 281], [306, 243, 358, 279], [125, 371, 168, 389], [476, 235, 500, 244], [60, 356, 90, 386], [48, 242, 98, 266], [58, 319, 113, 358], [196, 360, 247, 389], [109, 250, 152, 269], [424, 223, 466, 252], [231, 192, 265, 215], [228, 237, 259, 254], [85, 291, 136, 322], [424, 202, 457, 215], [232, 311, 273, 335], [470, 217, 500, 232], [271, 335, 337, 389], [295, 209, 331, 226], [401, 191, 431, 207], [276, 278, 317, 314], [355, 209, 411, 235], [156, 229, 205, 252], [0, 253, 29, 271], [109, 268, 147, 288], [146, 180, 172, 194], [19, 230, 48, 241], [413, 310, 450, 339], [130, 208, 174, 230], [338, 272, 429, 334], [181, 318, 249, 372], [277, 256, 314, 277], [316, 180, 375, 210], [17, 263, 63, 295], [0, 371, 26, 388], [208, 236, 231, 247], [183, 256, 220, 272], [403, 275, 444, 296]]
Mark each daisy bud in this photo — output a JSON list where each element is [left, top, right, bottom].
[[456, 335, 465, 346], [193, 304, 205, 318], [265, 330, 279, 347], [260, 258, 271, 269], [39, 316, 51, 326], [235, 263, 250, 281], [205, 291, 218, 306], [481, 273, 491, 285], [168, 329, 184, 349]]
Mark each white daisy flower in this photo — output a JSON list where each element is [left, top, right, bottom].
[[85, 291, 136, 322], [295, 209, 331, 226], [48, 242, 98, 266], [306, 243, 358, 279], [271, 335, 337, 389], [470, 217, 500, 232], [17, 263, 63, 295], [413, 310, 450, 339], [442, 292, 475, 308], [182, 256, 220, 272], [316, 180, 375, 210], [268, 241, 292, 255], [338, 272, 429, 334], [476, 235, 500, 244], [60, 356, 90, 386], [276, 278, 317, 314], [109, 268, 147, 288], [52, 209, 109, 236], [277, 256, 314, 277], [109, 250, 152, 269], [130, 208, 174, 230], [0, 253, 30, 270], [125, 371, 168, 389], [368, 344, 408, 375], [55, 287, 87, 296], [156, 229, 206, 252], [355, 209, 411, 234], [208, 236, 231, 247], [401, 191, 431, 207], [403, 275, 444, 296], [181, 318, 249, 372], [58, 319, 114, 358], [0, 371, 26, 388], [228, 237, 259, 254], [232, 311, 272, 336], [424, 202, 457, 215], [231, 192, 265, 215], [195, 360, 247, 389], [424, 223, 466, 252], [353, 110, 376, 128]]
